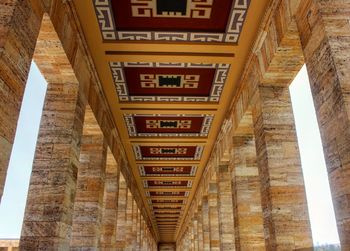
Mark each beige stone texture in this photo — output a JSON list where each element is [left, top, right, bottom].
[[296, 0, 350, 249], [208, 178, 220, 251], [0, 0, 41, 204], [71, 107, 107, 250], [232, 134, 266, 251], [252, 84, 312, 250], [19, 14, 86, 250], [100, 149, 120, 249], [116, 175, 128, 249], [217, 165, 236, 251]]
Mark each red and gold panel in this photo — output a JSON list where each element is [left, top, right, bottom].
[[124, 114, 213, 137], [143, 180, 192, 188], [94, 0, 251, 43], [153, 206, 183, 210], [139, 166, 197, 177], [124, 67, 214, 96], [112, 0, 230, 32], [133, 145, 203, 160], [151, 199, 184, 204], [110, 62, 230, 103], [146, 191, 189, 197]]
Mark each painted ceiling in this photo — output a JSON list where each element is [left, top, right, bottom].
[[74, 0, 270, 242]]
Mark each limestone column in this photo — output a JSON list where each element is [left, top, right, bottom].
[[296, 0, 350, 248], [20, 17, 87, 250], [140, 218, 145, 250], [252, 85, 312, 250], [208, 178, 220, 251], [132, 200, 138, 250], [232, 135, 265, 250], [197, 206, 204, 251], [0, 0, 42, 203], [100, 150, 121, 249], [70, 109, 107, 250], [125, 190, 133, 249], [142, 220, 147, 250], [190, 222, 195, 250], [202, 196, 210, 251], [192, 215, 198, 251], [116, 175, 128, 249], [136, 209, 141, 250], [217, 165, 235, 250]]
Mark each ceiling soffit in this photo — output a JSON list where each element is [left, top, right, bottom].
[[74, 0, 269, 242]]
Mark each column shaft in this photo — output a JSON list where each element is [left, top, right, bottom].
[[296, 0, 350, 248], [71, 128, 107, 250], [20, 16, 86, 250], [208, 180, 220, 251], [0, 0, 41, 203], [100, 150, 120, 249], [202, 196, 210, 251], [232, 135, 265, 250], [116, 175, 128, 249], [217, 165, 236, 250], [197, 206, 204, 251], [252, 85, 312, 250], [125, 190, 133, 250]]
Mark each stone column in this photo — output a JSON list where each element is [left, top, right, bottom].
[[252, 85, 312, 250], [140, 218, 145, 250], [217, 165, 235, 251], [70, 108, 107, 250], [0, 0, 42, 203], [20, 16, 87, 250], [208, 178, 220, 251], [193, 215, 199, 251], [142, 220, 147, 250], [116, 175, 128, 249], [197, 206, 204, 251], [132, 200, 138, 250], [232, 135, 265, 250], [136, 208, 141, 250], [125, 190, 133, 250], [296, 0, 350, 248], [202, 196, 210, 251], [100, 150, 120, 249]]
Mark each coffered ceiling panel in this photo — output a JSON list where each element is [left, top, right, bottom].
[[94, 0, 250, 43], [124, 114, 213, 137], [110, 62, 230, 102], [74, 0, 270, 242]]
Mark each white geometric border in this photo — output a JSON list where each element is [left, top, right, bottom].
[[143, 180, 193, 189], [124, 114, 214, 137], [93, 0, 250, 44], [133, 145, 204, 160], [109, 62, 230, 103], [138, 165, 197, 177], [148, 199, 186, 205], [145, 191, 190, 197]]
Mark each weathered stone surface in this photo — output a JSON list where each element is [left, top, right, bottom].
[[19, 14, 86, 251], [232, 135, 265, 251], [196, 206, 204, 251], [116, 174, 128, 249], [217, 165, 236, 251], [208, 178, 220, 251], [296, 0, 350, 249], [100, 149, 120, 249], [0, 0, 41, 204], [252, 85, 312, 250], [70, 108, 107, 250]]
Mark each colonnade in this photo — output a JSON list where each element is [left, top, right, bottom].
[[0, 0, 349, 250]]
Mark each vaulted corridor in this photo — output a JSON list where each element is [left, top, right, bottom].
[[0, 0, 349, 250]]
